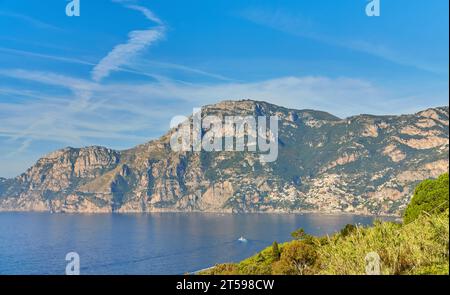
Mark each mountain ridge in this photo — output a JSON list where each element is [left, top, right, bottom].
[[0, 100, 448, 215]]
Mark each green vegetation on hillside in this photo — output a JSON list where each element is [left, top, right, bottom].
[[201, 173, 449, 275], [403, 173, 449, 224]]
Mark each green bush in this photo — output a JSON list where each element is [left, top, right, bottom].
[[403, 173, 449, 224], [291, 228, 315, 244], [272, 241, 317, 275], [317, 210, 448, 274], [340, 224, 357, 237]]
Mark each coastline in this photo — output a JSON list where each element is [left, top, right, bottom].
[[0, 208, 401, 218]]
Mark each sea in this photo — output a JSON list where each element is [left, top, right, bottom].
[[0, 212, 392, 274]]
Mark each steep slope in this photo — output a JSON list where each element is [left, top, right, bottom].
[[201, 173, 450, 275], [0, 100, 448, 215]]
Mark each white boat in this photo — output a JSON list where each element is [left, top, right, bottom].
[[238, 236, 248, 242]]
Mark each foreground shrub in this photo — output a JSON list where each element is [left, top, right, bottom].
[[403, 173, 449, 224], [317, 210, 449, 274], [272, 241, 317, 275]]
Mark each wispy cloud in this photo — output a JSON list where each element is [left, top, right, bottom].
[[0, 68, 434, 141], [1, 67, 447, 177], [0, 11, 61, 31], [344, 40, 448, 75], [125, 4, 164, 25], [130, 59, 236, 82], [6, 138, 33, 158], [240, 7, 448, 75], [0, 47, 97, 67], [0, 46, 234, 82], [91, 4, 166, 82]]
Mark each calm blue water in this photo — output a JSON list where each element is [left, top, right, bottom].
[[0, 213, 388, 274]]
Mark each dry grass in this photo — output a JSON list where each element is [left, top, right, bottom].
[[317, 210, 449, 275]]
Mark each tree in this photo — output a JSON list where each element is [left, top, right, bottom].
[[291, 228, 314, 244], [272, 241, 317, 275], [403, 173, 449, 224], [340, 224, 356, 237], [291, 228, 306, 240], [272, 241, 281, 260]]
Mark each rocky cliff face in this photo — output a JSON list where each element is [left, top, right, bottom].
[[0, 100, 448, 215]]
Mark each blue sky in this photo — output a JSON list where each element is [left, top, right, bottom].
[[0, 0, 448, 177]]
